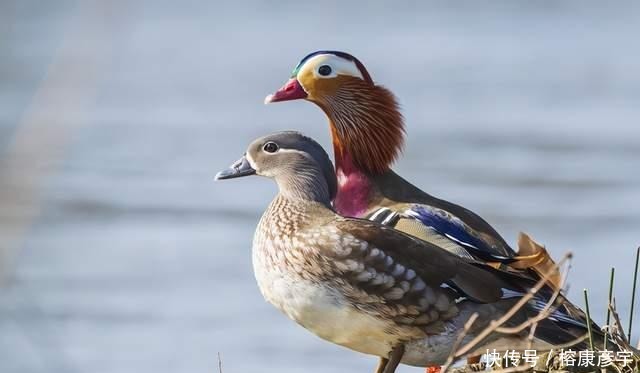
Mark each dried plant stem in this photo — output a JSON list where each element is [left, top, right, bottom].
[[541, 334, 589, 351], [495, 262, 571, 335], [609, 303, 630, 346], [446, 246, 640, 373], [441, 313, 479, 373], [446, 252, 572, 369], [608, 302, 640, 359], [483, 362, 534, 373], [218, 352, 223, 373], [583, 289, 594, 351], [468, 335, 591, 373], [494, 288, 563, 335], [605, 267, 615, 350]]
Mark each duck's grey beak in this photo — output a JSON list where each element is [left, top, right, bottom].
[[215, 155, 256, 180]]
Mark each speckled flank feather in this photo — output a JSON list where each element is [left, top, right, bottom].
[[252, 195, 460, 362], [254, 195, 457, 329]]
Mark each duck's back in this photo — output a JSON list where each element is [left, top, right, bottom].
[[368, 170, 516, 260]]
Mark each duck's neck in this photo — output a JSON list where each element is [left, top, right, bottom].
[[274, 164, 333, 209], [333, 148, 375, 218], [332, 154, 425, 218], [319, 83, 405, 217], [323, 86, 404, 217]]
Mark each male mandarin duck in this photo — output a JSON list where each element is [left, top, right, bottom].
[[265, 51, 559, 287], [216, 131, 599, 373]]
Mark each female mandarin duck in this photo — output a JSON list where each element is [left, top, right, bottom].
[[216, 131, 596, 373], [265, 51, 559, 286]]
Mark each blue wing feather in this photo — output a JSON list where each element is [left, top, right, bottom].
[[408, 205, 512, 262]]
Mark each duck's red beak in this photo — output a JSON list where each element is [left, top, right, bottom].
[[264, 78, 307, 104]]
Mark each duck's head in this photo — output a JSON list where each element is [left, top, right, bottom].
[[265, 51, 404, 175], [265, 50, 373, 104], [215, 131, 337, 204]]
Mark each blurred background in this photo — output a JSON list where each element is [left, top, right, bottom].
[[1, 1, 639, 372]]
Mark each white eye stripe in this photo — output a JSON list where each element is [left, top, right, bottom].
[[297, 54, 364, 80], [272, 148, 304, 155], [259, 147, 303, 155]]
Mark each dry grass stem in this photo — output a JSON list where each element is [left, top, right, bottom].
[[455, 253, 572, 360], [442, 253, 573, 373], [441, 313, 480, 373]]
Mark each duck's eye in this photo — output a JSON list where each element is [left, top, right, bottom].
[[318, 65, 332, 76], [263, 142, 279, 153]]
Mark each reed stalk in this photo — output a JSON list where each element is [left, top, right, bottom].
[[583, 289, 594, 351], [604, 267, 615, 349], [628, 247, 639, 339]]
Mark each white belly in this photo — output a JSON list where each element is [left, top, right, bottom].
[[253, 258, 396, 357], [252, 244, 459, 367]]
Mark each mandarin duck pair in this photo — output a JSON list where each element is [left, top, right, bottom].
[[216, 51, 600, 373]]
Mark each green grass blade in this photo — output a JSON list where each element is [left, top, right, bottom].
[[583, 289, 594, 351], [628, 246, 639, 339]]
